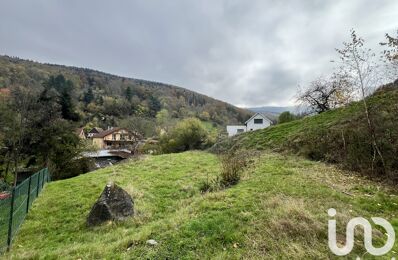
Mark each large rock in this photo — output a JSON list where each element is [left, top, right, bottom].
[[87, 182, 134, 226]]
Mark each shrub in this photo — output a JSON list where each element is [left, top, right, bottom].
[[219, 151, 248, 187], [200, 151, 249, 193], [278, 111, 297, 124], [160, 118, 212, 153], [0, 179, 10, 192], [139, 140, 161, 155], [51, 157, 95, 180]]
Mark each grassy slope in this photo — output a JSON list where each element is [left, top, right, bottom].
[[4, 151, 398, 259], [232, 86, 398, 151], [233, 101, 360, 150], [229, 86, 398, 150]]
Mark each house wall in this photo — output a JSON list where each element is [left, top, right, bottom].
[[79, 131, 86, 139], [92, 129, 139, 149], [103, 129, 131, 141], [92, 138, 105, 149], [226, 125, 246, 137], [246, 114, 271, 131]]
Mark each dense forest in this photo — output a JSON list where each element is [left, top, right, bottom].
[[0, 55, 251, 132]]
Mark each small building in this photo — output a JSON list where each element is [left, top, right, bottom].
[[92, 127, 141, 149], [87, 127, 104, 138], [75, 127, 86, 139], [226, 125, 246, 136], [226, 113, 273, 137]]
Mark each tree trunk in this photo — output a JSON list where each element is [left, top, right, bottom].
[[353, 52, 387, 174], [4, 151, 11, 181]]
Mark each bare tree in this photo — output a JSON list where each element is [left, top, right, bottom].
[[297, 73, 353, 114], [380, 30, 398, 82], [336, 30, 386, 174]]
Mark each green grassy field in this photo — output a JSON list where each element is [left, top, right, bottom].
[[3, 151, 397, 259]]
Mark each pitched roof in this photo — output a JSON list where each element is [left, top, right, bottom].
[[244, 112, 274, 124], [92, 127, 122, 138], [75, 127, 85, 135], [88, 127, 104, 134], [91, 127, 143, 138]]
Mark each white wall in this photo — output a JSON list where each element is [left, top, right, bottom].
[[226, 125, 246, 137], [246, 114, 271, 131]]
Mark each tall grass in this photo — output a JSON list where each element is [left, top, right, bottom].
[[200, 150, 249, 192], [219, 151, 248, 187]]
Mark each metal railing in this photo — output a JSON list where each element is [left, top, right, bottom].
[[0, 168, 50, 253]]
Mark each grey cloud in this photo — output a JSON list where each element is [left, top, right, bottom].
[[0, 0, 397, 106]]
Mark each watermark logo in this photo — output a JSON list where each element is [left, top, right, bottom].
[[328, 208, 395, 258]]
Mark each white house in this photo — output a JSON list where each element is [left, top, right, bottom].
[[226, 113, 273, 137]]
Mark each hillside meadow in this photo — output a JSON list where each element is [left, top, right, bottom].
[[4, 151, 397, 259], [216, 84, 398, 182]]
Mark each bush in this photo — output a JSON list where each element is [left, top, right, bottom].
[[139, 140, 161, 155], [0, 179, 10, 192], [200, 150, 249, 193], [51, 157, 95, 180], [219, 151, 248, 187], [278, 111, 297, 124], [160, 118, 213, 153]]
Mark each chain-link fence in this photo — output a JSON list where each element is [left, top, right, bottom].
[[0, 168, 50, 253]]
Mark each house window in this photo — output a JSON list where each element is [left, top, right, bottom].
[[112, 134, 116, 140], [237, 129, 244, 133], [254, 118, 263, 124]]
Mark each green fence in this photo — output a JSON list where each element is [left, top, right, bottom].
[[0, 168, 50, 253]]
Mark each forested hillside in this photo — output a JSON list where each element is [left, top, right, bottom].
[[0, 55, 252, 181], [0, 55, 251, 130]]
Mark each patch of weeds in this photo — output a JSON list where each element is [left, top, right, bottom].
[[199, 173, 220, 193], [219, 151, 248, 187], [200, 150, 250, 193]]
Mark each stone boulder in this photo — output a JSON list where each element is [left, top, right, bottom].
[[87, 182, 134, 226]]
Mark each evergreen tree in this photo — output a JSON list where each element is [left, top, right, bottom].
[[148, 96, 161, 117], [44, 75, 79, 121], [83, 87, 94, 105], [124, 86, 133, 101]]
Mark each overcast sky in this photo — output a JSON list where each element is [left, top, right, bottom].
[[0, 1, 397, 106]]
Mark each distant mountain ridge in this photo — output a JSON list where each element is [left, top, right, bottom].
[[247, 106, 298, 115]]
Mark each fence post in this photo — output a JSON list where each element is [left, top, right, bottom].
[[7, 187, 16, 251], [36, 171, 40, 197], [40, 170, 44, 191], [26, 177, 32, 213]]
